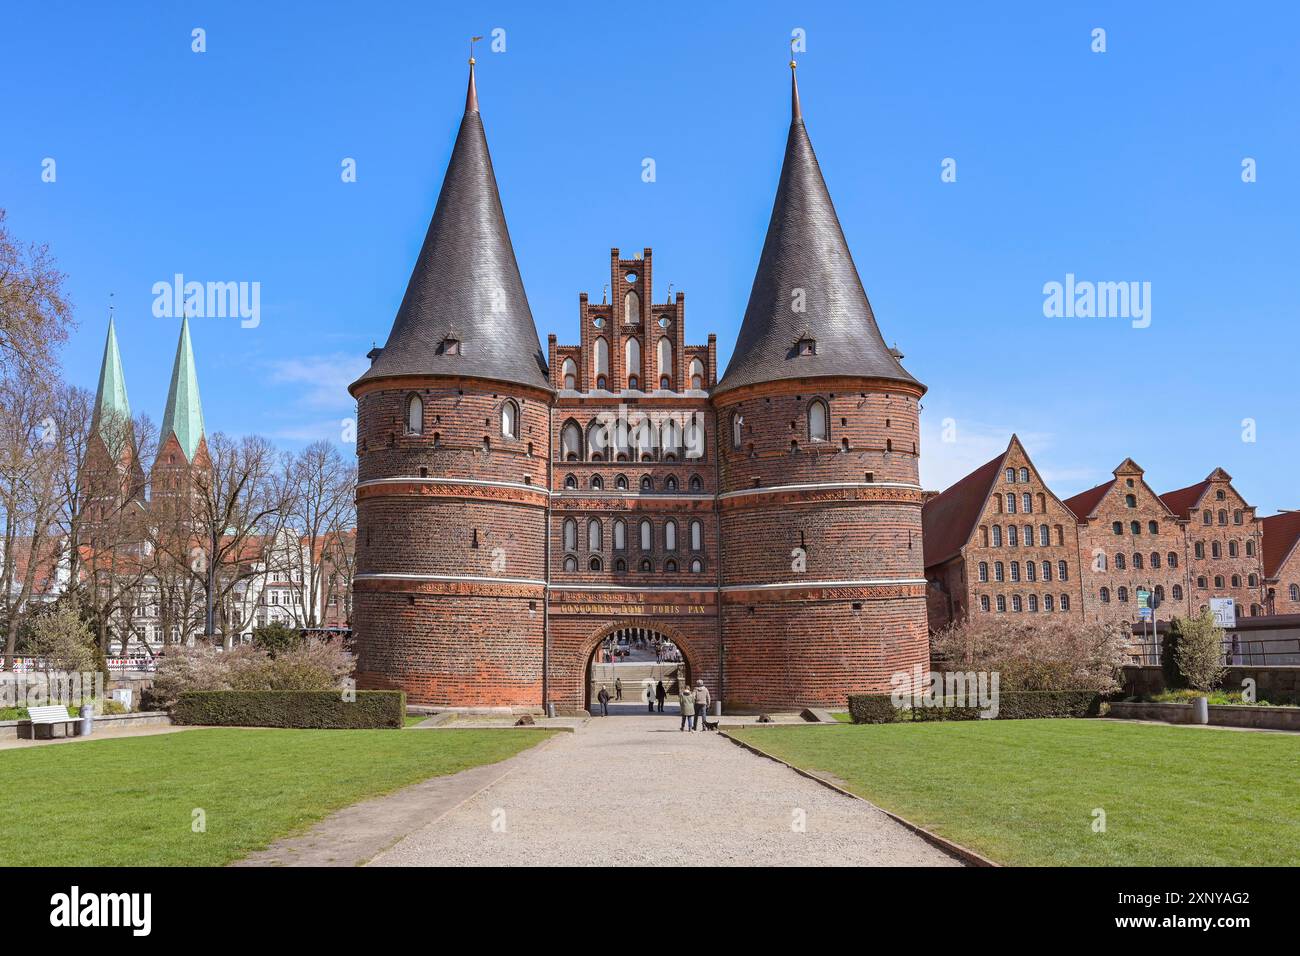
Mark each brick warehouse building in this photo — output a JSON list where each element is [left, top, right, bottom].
[[925, 436, 1277, 630], [349, 60, 929, 712]]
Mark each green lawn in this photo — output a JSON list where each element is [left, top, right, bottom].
[[731, 720, 1300, 866], [0, 727, 552, 866]]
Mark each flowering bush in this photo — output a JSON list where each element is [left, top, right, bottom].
[[150, 640, 355, 709], [930, 616, 1130, 693]]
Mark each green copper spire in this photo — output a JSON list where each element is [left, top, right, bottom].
[[161, 317, 206, 462], [93, 316, 132, 445]]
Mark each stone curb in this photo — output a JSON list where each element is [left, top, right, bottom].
[[719, 729, 998, 868]]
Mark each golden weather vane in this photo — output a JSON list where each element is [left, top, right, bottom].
[[469, 35, 483, 64]]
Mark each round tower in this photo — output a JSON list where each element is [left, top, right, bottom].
[[713, 62, 929, 710], [349, 62, 552, 709]]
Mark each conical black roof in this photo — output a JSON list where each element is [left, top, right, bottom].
[[715, 67, 921, 396], [353, 65, 549, 393]]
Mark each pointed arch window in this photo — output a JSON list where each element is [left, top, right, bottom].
[[639, 519, 652, 551], [730, 413, 743, 450], [405, 394, 423, 435], [564, 555, 578, 572], [690, 520, 703, 551], [562, 357, 577, 390], [587, 519, 602, 552], [624, 290, 640, 325], [593, 336, 609, 385], [561, 421, 582, 461], [665, 520, 678, 551], [613, 520, 626, 551], [661, 419, 681, 460], [562, 519, 577, 552], [689, 358, 704, 390], [500, 400, 519, 440], [808, 400, 828, 442], [625, 337, 641, 388], [657, 337, 673, 382]]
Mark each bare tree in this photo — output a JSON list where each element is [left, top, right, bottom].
[[0, 209, 73, 384], [279, 441, 355, 628], [192, 433, 288, 649]]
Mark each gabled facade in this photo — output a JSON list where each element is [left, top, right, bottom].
[[1160, 468, 1266, 618], [923, 435, 1082, 628], [1064, 458, 1191, 625]]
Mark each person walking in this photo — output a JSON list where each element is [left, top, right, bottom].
[[614, 677, 623, 701], [678, 683, 694, 731], [692, 680, 711, 730], [655, 680, 667, 713], [596, 685, 610, 717], [645, 682, 654, 713]]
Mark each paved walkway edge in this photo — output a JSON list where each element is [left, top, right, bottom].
[[718, 730, 996, 868]]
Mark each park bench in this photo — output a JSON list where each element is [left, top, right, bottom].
[[24, 705, 79, 740]]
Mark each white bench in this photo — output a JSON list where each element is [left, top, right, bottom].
[[25, 705, 80, 740]]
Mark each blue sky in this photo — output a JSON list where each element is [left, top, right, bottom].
[[3, 2, 1297, 512]]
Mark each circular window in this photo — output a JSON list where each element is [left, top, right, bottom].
[[592, 316, 606, 329], [625, 272, 638, 283], [657, 315, 670, 328]]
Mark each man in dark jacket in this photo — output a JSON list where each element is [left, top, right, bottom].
[[654, 680, 667, 713], [596, 685, 610, 717]]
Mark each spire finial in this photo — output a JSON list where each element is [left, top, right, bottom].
[[466, 35, 483, 113], [789, 39, 802, 123]]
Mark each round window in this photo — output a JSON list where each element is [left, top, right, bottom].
[[657, 315, 670, 328], [625, 272, 638, 283], [593, 316, 606, 329]]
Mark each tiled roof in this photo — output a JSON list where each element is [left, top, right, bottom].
[[715, 66, 921, 396], [1159, 480, 1211, 519], [1061, 480, 1113, 521], [1262, 511, 1300, 579], [922, 448, 1008, 567], [353, 64, 548, 393]]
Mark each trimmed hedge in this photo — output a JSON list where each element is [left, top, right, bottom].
[[847, 690, 1102, 724], [172, 691, 405, 729]]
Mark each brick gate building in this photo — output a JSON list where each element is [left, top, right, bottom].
[[349, 60, 928, 712]]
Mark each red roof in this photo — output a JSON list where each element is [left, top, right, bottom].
[[1159, 480, 1210, 519], [1061, 480, 1112, 522], [1262, 511, 1300, 579], [922, 447, 1008, 568]]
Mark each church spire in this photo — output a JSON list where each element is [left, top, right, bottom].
[[715, 60, 922, 396], [160, 315, 206, 462], [466, 36, 481, 113], [352, 48, 549, 394], [93, 311, 132, 448]]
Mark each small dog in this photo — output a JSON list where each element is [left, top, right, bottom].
[[701, 718, 719, 732]]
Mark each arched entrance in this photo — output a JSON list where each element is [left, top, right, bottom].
[[585, 624, 692, 716]]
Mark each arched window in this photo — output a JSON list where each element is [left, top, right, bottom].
[[689, 474, 702, 491], [1168, 551, 1178, 568], [501, 400, 519, 439], [690, 520, 703, 551], [1229, 540, 1239, 557], [1039, 524, 1050, 547], [589, 556, 603, 571], [561, 421, 582, 461], [684, 418, 704, 459], [1022, 493, 1032, 514], [1116, 553, 1126, 570], [1246, 540, 1255, 556], [996, 595, 1007, 612], [639, 558, 653, 573], [1154, 585, 1165, 603], [614, 520, 626, 551], [1026, 561, 1036, 582], [980, 595, 991, 612], [665, 520, 678, 551], [406, 394, 423, 435], [1005, 468, 1015, 483], [587, 420, 610, 460], [624, 290, 640, 324], [665, 475, 677, 492], [1173, 584, 1183, 601], [1133, 552, 1143, 570], [1125, 494, 1137, 508], [615, 474, 628, 490], [590, 475, 603, 490], [1044, 594, 1054, 612], [978, 562, 988, 582], [640, 475, 653, 492], [633, 418, 655, 460], [625, 337, 641, 388], [657, 337, 673, 382], [562, 357, 577, 390], [1028, 595, 1038, 613], [615, 558, 627, 573], [1291, 584, 1299, 602], [1006, 494, 1017, 515], [808, 400, 828, 442], [991, 526, 1002, 547], [563, 555, 577, 572], [690, 558, 703, 573], [661, 419, 681, 459], [564, 474, 578, 490], [730, 413, 743, 450], [1058, 560, 1068, 581], [1060, 594, 1070, 611], [563, 519, 577, 552], [1019, 468, 1029, 483], [1043, 560, 1052, 581], [1148, 521, 1159, 534], [587, 519, 602, 552], [665, 559, 678, 573], [994, 562, 1005, 582], [1118, 586, 1129, 603], [639, 520, 652, 551], [689, 358, 704, 390], [1007, 526, 1018, 547], [1151, 551, 1161, 569], [1100, 587, 1111, 604], [593, 336, 609, 384]]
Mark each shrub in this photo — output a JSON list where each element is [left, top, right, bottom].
[[930, 617, 1129, 693], [1172, 611, 1226, 692], [847, 694, 900, 724], [150, 640, 356, 709], [251, 622, 302, 655], [172, 690, 404, 729], [23, 597, 100, 674]]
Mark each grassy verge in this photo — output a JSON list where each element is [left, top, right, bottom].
[[0, 727, 552, 866], [731, 720, 1300, 866]]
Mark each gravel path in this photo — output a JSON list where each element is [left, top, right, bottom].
[[370, 710, 958, 867]]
